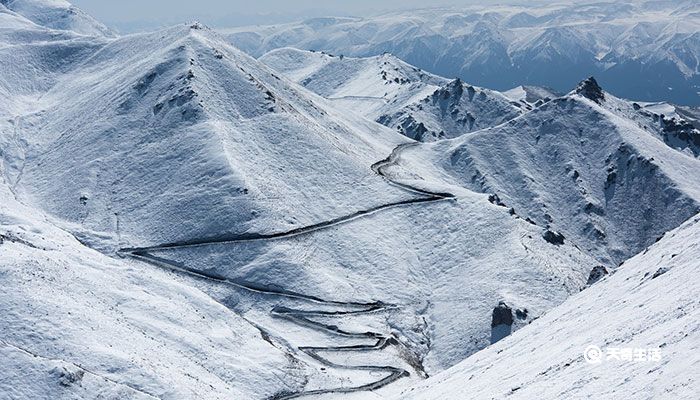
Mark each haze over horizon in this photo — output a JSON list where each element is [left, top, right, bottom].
[[71, 0, 542, 32]]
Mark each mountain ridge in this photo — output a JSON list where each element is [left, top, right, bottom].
[[1, 1, 698, 399], [223, 0, 700, 105]]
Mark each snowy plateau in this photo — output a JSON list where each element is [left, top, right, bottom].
[[0, 0, 699, 400]]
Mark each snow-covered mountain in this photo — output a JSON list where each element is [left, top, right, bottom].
[[1, 1, 699, 399], [399, 212, 700, 399], [0, 178, 301, 399], [260, 48, 447, 119], [393, 77, 700, 265], [0, 0, 114, 37], [503, 85, 561, 108], [223, 0, 700, 106], [0, 2, 599, 397], [261, 48, 523, 141], [10, 23, 419, 251]]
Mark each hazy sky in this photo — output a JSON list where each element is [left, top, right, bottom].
[[70, 0, 525, 32]]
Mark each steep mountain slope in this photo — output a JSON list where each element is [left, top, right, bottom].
[[125, 150, 599, 381], [0, 179, 301, 399], [260, 47, 447, 119], [395, 78, 700, 265], [0, 20, 106, 112], [399, 212, 700, 400], [3, 2, 698, 399], [376, 78, 521, 141], [1, 4, 602, 397], [596, 94, 700, 157], [261, 48, 522, 141], [6, 24, 414, 251], [224, 0, 700, 105], [0, 0, 114, 37], [503, 85, 561, 109]]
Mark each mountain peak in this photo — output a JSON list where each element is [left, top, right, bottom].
[[575, 76, 605, 103], [1, 0, 114, 37]]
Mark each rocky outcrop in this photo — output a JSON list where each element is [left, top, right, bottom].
[[543, 230, 565, 245], [491, 301, 514, 344], [586, 265, 609, 285], [575, 77, 605, 104]]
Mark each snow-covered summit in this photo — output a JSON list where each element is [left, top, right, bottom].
[[0, 0, 114, 37], [376, 77, 521, 141], [260, 47, 446, 117], [394, 78, 700, 265], [261, 48, 522, 141], [224, 0, 700, 105], [4, 23, 413, 251], [1, 1, 699, 399], [570, 77, 700, 157], [0, 4, 601, 396]]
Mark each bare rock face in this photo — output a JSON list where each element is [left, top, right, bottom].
[[491, 302, 514, 327], [586, 265, 609, 285], [575, 77, 605, 104], [50, 366, 85, 387], [491, 301, 514, 344], [543, 229, 565, 245]]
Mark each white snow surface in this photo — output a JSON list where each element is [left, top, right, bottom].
[[1, 1, 699, 399], [2, 23, 415, 251], [223, 0, 700, 105], [0, 0, 114, 37], [503, 85, 561, 106], [261, 48, 523, 141], [260, 47, 446, 123], [0, 181, 301, 399], [399, 212, 700, 399], [395, 87, 700, 265]]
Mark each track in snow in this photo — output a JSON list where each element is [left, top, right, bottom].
[[269, 306, 409, 400], [327, 95, 389, 102], [125, 249, 409, 399], [120, 142, 454, 399]]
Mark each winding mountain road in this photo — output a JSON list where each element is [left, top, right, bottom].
[[120, 142, 454, 399]]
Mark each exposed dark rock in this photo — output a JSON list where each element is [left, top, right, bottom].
[[604, 168, 617, 190], [397, 115, 433, 141], [51, 367, 85, 387], [543, 229, 565, 245], [491, 301, 514, 327], [488, 193, 507, 207], [575, 77, 605, 104], [491, 301, 513, 344], [651, 267, 669, 279], [586, 265, 609, 285], [584, 202, 605, 216]]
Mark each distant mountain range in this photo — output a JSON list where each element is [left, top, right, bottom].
[[1, 1, 699, 399], [222, 0, 700, 106]]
